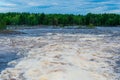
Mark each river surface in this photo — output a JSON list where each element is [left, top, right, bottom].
[[0, 27, 120, 80]]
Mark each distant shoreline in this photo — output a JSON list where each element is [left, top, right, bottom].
[[0, 25, 120, 35], [6, 25, 120, 30]]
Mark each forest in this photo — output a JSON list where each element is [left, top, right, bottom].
[[0, 12, 120, 29]]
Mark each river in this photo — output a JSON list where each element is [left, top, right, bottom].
[[0, 27, 120, 80]]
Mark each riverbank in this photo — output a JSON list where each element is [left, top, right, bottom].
[[0, 30, 25, 35], [7, 25, 92, 30], [0, 27, 120, 80]]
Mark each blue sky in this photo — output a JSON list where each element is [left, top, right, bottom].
[[0, 0, 120, 14]]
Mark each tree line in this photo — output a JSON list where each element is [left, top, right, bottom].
[[0, 12, 120, 29]]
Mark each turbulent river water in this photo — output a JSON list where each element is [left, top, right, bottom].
[[0, 27, 120, 80]]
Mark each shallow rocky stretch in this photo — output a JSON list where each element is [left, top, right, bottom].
[[0, 28, 120, 80]]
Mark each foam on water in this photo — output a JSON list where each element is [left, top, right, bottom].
[[0, 27, 120, 80]]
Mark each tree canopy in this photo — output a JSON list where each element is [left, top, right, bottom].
[[0, 12, 120, 28]]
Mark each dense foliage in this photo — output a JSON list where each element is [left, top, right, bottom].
[[0, 19, 6, 30], [0, 13, 120, 28]]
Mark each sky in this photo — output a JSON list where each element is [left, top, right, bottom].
[[0, 0, 120, 14]]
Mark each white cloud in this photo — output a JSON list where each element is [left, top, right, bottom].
[[0, 2, 17, 7], [27, 2, 40, 6], [107, 9, 120, 13], [0, 0, 119, 14]]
